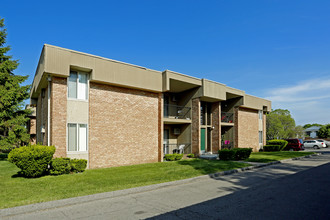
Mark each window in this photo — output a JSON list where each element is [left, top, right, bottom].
[[68, 123, 88, 152], [259, 131, 263, 144], [258, 110, 263, 120], [68, 71, 88, 100]]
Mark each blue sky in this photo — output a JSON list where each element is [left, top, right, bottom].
[[2, 0, 330, 125]]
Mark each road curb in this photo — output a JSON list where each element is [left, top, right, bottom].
[[0, 153, 321, 218]]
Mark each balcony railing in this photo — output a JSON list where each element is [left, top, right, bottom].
[[221, 140, 233, 149], [221, 112, 234, 123], [164, 104, 191, 120], [163, 143, 192, 155]]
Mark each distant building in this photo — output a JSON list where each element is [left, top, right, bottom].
[[304, 126, 321, 138]]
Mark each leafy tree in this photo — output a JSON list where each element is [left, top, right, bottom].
[[266, 109, 296, 140], [318, 124, 330, 138], [294, 125, 305, 138], [303, 123, 323, 129], [0, 17, 30, 152]]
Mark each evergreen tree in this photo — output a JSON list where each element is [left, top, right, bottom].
[[0, 17, 31, 152]]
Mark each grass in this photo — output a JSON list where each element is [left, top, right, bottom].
[[0, 159, 249, 209], [246, 151, 315, 163]]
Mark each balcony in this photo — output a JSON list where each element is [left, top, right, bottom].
[[163, 104, 191, 124], [221, 112, 234, 123], [221, 140, 233, 149], [163, 143, 192, 155]]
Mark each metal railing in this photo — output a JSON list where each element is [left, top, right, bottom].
[[163, 143, 192, 155], [164, 104, 191, 120], [221, 112, 234, 123], [221, 141, 233, 149]]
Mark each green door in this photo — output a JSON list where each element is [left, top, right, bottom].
[[201, 128, 206, 152]]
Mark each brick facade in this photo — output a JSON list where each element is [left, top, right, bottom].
[[211, 102, 221, 153], [236, 107, 260, 152], [51, 77, 67, 158], [191, 98, 200, 155], [89, 83, 160, 168]]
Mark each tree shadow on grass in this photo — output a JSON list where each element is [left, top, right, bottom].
[[245, 158, 276, 163], [177, 159, 248, 175]]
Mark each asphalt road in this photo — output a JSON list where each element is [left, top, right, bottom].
[[1, 153, 330, 220]]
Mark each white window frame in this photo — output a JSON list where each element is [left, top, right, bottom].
[[67, 123, 88, 152], [68, 71, 88, 101], [258, 110, 263, 120], [259, 131, 263, 144]]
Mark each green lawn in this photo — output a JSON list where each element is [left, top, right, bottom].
[[0, 159, 249, 209], [246, 151, 315, 163]]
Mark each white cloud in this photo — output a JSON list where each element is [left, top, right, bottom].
[[265, 77, 330, 125]]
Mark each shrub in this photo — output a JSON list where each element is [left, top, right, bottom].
[[266, 140, 288, 151], [218, 149, 236, 161], [263, 145, 282, 152], [70, 159, 87, 173], [0, 153, 8, 160], [175, 154, 183, 160], [233, 148, 252, 160], [50, 158, 71, 175], [187, 153, 195, 158], [164, 154, 176, 161], [0, 140, 15, 153], [164, 154, 183, 161], [8, 144, 56, 177]]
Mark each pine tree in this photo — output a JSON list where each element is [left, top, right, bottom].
[[0, 17, 31, 152]]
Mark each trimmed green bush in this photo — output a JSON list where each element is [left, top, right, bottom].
[[8, 144, 56, 177], [50, 158, 71, 175], [175, 154, 183, 160], [187, 153, 195, 158], [0, 153, 8, 160], [218, 149, 236, 161], [263, 145, 282, 152], [164, 154, 183, 161], [266, 140, 288, 151], [233, 148, 252, 160], [70, 159, 87, 173], [164, 154, 176, 161]]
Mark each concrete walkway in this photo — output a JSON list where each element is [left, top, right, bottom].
[[1, 153, 329, 220]]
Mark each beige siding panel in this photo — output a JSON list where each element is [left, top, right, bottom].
[[45, 46, 70, 76], [243, 94, 271, 111], [43, 45, 162, 92], [202, 79, 226, 100], [67, 100, 89, 124]]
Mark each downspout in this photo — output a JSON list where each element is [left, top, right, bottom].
[[47, 76, 51, 146]]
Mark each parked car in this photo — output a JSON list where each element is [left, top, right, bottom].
[[283, 139, 304, 151], [303, 140, 326, 149], [317, 139, 330, 148]]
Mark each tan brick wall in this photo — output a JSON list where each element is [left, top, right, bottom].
[[89, 83, 160, 168], [191, 98, 200, 155], [51, 77, 67, 158], [211, 102, 221, 153], [29, 118, 37, 135], [236, 107, 259, 152], [158, 94, 163, 162]]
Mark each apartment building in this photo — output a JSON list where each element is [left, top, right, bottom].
[[28, 44, 271, 168]]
